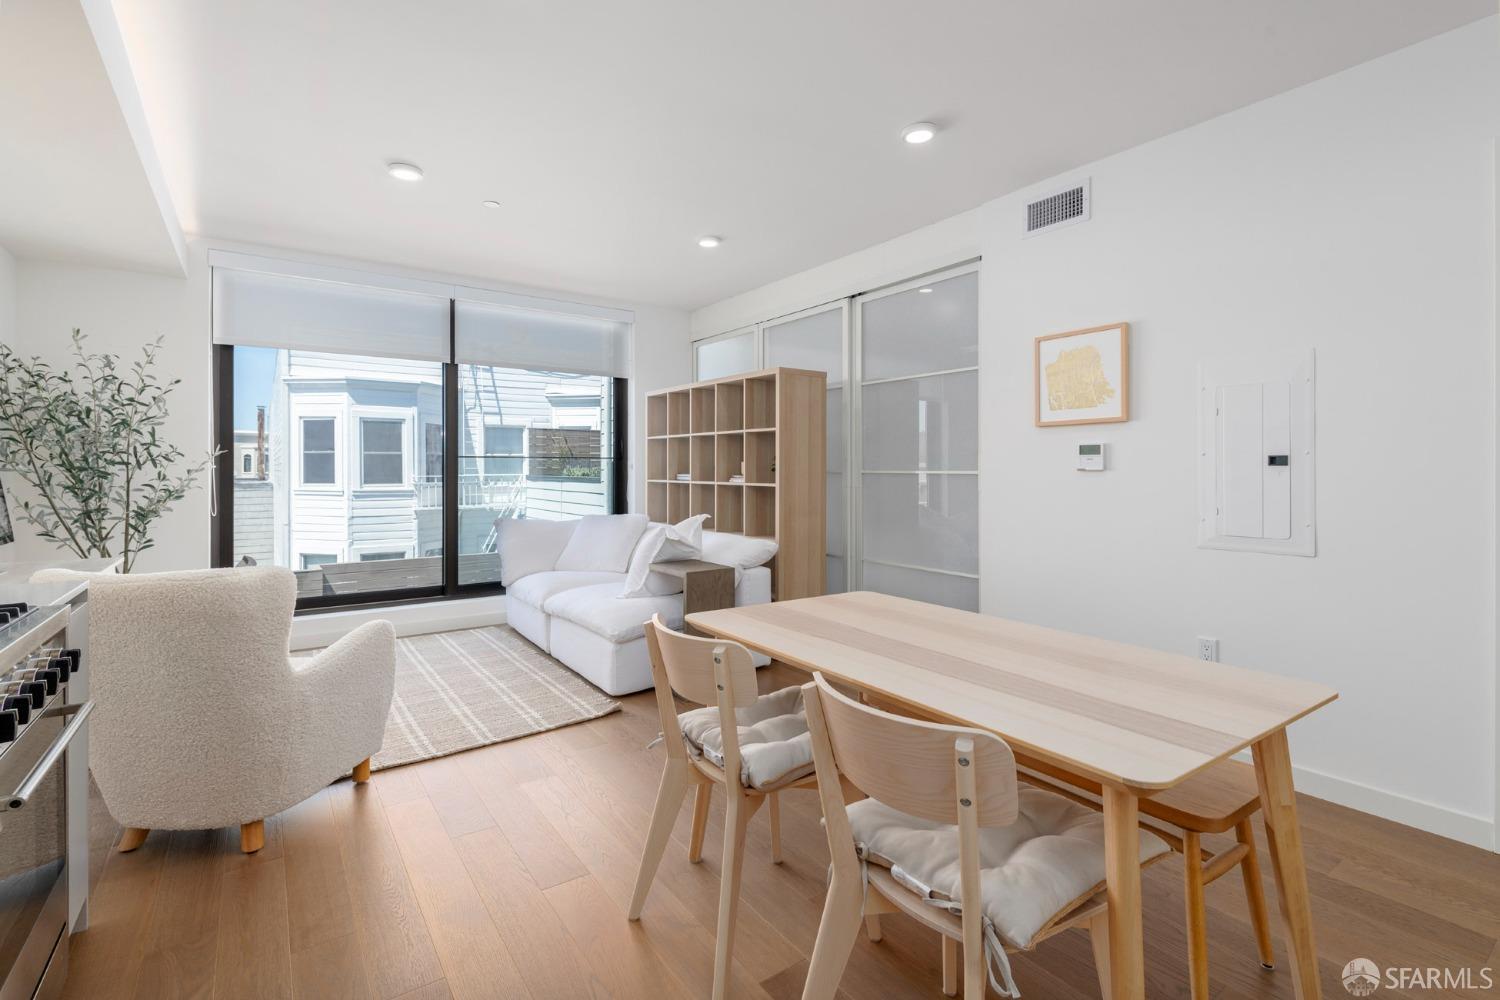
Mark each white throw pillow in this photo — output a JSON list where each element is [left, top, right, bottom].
[[497, 517, 578, 587], [554, 513, 649, 573], [620, 514, 709, 599], [700, 531, 779, 583]]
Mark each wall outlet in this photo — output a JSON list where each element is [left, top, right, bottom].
[[1197, 637, 1219, 662]]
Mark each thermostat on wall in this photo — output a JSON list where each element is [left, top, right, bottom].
[[1077, 442, 1105, 471]]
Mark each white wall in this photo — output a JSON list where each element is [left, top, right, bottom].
[[691, 19, 1500, 848], [10, 258, 206, 572], [8, 240, 692, 573], [0, 244, 15, 344]]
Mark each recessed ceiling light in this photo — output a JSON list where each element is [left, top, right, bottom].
[[698, 235, 722, 249], [902, 122, 937, 145], [482, 200, 501, 209], [918, 287, 933, 294], [386, 161, 424, 182]]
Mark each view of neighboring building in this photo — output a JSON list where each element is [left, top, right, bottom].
[[232, 347, 613, 592]]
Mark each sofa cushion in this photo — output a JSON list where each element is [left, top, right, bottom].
[[845, 788, 1170, 949], [555, 514, 649, 573], [507, 570, 626, 610], [677, 685, 814, 790], [543, 581, 682, 643], [701, 531, 779, 583], [620, 514, 709, 599], [498, 517, 578, 587]]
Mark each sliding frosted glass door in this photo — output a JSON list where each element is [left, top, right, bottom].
[[854, 267, 979, 610], [764, 304, 847, 592], [694, 328, 758, 380]]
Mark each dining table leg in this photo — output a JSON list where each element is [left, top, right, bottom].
[[1252, 728, 1322, 999], [1102, 784, 1146, 1000]]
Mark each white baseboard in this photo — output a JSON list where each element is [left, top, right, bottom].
[[1232, 751, 1496, 852], [290, 595, 508, 651]]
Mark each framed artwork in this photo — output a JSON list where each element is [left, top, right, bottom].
[[1035, 322, 1130, 426]]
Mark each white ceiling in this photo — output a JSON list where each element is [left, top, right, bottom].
[[0, 0, 182, 273], [32, 1, 1500, 307]]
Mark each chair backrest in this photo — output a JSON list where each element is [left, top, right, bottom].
[[642, 614, 758, 771], [803, 672, 1018, 827], [80, 566, 299, 816]]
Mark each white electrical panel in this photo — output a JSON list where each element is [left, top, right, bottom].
[[1197, 350, 1315, 556]]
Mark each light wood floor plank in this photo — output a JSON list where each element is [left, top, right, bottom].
[[544, 872, 698, 999], [281, 788, 359, 953], [453, 826, 604, 999], [455, 748, 588, 890], [326, 781, 446, 999], [414, 755, 496, 840], [130, 829, 230, 1000], [291, 931, 375, 1000], [382, 795, 532, 1000], [61, 829, 170, 1000], [213, 855, 294, 1000]]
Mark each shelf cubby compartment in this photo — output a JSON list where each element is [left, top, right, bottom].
[[745, 375, 777, 429], [668, 482, 690, 523], [690, 435, 716, 483], [691, 484, 715, 524], [745, 485, 776, 537], [668, 438, 691, 480], [690, 386, 716, 433], [647, 482, 669, 523], [647, 394, 669, 437], [667, 391, 691, 435], [715, 380, 744, 431], [715, 485, 744, 534], [715, 432, 744, 483], [646, 438, 668, 481], [744, 430, 776, 484]]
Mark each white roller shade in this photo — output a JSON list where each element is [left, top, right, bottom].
[[211, 252, 451, 362], [455, 288, 631, 377]]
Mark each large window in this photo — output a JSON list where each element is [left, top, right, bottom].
[[211, 254, 629, 610], [457, 367, 616, 585]]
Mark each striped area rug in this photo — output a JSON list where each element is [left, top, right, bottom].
[[373, 626, 620, 771]]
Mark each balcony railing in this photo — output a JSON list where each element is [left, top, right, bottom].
[[412, 474, 526, 514]]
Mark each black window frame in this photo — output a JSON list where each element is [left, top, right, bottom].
[[210, 301, 628, 613]]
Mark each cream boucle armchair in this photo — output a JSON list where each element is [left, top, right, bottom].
[[36, 565, 395, 854]]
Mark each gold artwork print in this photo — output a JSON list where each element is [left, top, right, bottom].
[[1044, 344, 1116, 411]]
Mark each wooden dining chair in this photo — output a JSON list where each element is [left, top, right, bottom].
[[628, 615, 819, 1000], [1017, 754, 1277, 998], [800, 672, 1171, 1000]]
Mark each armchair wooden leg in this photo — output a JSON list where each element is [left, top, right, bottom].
[[117, 827, 149, 853], [240, 820, 265, 854], [353, 757, 372, 783], [1236, 819, 1276, 970]]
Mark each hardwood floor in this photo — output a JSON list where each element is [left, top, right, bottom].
[[67, 666, 1500, 999]]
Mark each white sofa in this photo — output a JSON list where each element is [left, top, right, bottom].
[[500, 514, 775, 695]]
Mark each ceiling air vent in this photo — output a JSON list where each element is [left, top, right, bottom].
[[1023, 179, 1090, 237]]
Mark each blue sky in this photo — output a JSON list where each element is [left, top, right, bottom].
[[232, 347, 278, 430]]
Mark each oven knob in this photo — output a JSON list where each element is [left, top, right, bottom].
[[15, 669, 56, 698], [0, 709, 16, 743], [1, 696, 30, 726], [19, 682, 44, 710], [62, 649, 81, 674]]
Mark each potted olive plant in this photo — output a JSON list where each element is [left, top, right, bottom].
[[0, 330, 216, 572]]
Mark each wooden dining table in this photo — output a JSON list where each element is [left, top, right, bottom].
[[687, 591, 1338, 1000]]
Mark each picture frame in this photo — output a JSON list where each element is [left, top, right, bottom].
[[1034, 322, 1130, 427]]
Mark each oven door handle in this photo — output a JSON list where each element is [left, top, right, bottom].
[[4, 701, 92, 811]]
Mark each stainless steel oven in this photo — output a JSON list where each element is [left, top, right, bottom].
[[0, 606, 88, 1000]]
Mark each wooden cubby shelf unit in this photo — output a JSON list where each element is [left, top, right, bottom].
[[644, 367, 827, 600]]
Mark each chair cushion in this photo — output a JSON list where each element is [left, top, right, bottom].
[[506, 570, 626, 610], [678, 686, 814, 790], [555, 514, 649, 573], [846, 788, 1170, 949], [543, 581, 683, 643]]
